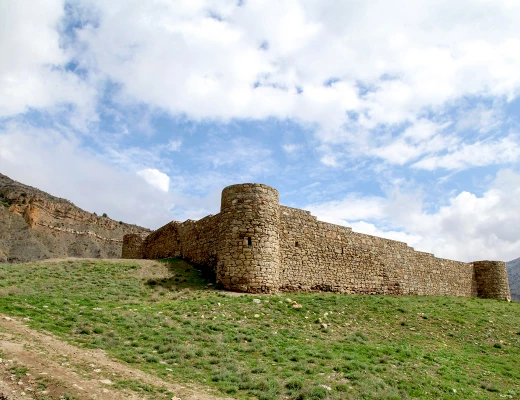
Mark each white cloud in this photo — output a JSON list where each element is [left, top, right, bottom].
[[66, 0, 520, 137], [0, 122, 173, 228], [0, 0, 96, 126], [2, 0, 520, 172], [307, 194, 388, 224], [137, 168, 170, 192], [0, 122, 224, 228], [413, 135, 520, 170]]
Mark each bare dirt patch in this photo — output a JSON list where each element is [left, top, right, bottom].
[[0, 315, 227, 400]]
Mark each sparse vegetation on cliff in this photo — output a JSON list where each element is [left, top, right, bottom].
[[0, 258, 519, 400], [0, 191, 11, 208]]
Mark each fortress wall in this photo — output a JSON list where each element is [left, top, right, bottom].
[[398, 249, 476, 297], [176, 214, 221, 268], [122, 183, 510, 300], [141, 221, 182, 259], [279, 206, 403, 294], [278, 205, 476, 296], [138, 215, 221, 269]]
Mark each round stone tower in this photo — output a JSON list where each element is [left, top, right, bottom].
[[473, 261, 511, 301], [217, 183, 280, 293]]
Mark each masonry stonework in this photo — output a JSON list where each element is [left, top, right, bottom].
[[122, 183, 511, 300]]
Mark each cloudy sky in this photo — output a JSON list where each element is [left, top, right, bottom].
[[1, 0, 519, 262]]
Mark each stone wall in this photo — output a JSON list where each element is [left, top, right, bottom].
[[177, 214, 221, 268], [121, 234, 145, 259], [138, 215, 221, 269], [141, 221, 181, 259], [122, 183, 511, 300], [278, 206, 475, 296]]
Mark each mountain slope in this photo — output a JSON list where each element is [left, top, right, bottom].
[[0, 173, 150, 263], [507, 257, 520, 302]]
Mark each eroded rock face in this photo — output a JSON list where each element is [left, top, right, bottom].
[[0, 173, 151, 263]]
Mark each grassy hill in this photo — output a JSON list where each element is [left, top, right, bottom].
[[0, 259, 519, 400], [507, 257, 520, 302]]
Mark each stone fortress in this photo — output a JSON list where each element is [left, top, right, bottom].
[[122, 183, 511, 301]]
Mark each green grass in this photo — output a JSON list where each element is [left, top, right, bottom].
[[0, 258, 519, 399]]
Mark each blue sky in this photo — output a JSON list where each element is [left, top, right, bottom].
[[1, 0, 519, 262]]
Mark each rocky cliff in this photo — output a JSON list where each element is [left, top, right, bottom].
[[0, 173, 151, 263]]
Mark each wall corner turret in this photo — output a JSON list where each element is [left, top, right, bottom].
[[473, 260, 511, 301]]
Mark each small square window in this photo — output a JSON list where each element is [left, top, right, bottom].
[[295, 241, 299, 247]]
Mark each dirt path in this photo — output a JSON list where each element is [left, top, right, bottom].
[[0, 314, 227, 400]]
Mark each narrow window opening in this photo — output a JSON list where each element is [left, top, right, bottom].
[[295, 241, 299, 247], [341, 247, 344, 254], [247, 237, 252, 246], [177, 240, 180, 244]]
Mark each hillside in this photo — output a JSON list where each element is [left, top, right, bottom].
[[0, 258, 518, 400], [507, 257, 520, 302], [0, 173, 151, 263]]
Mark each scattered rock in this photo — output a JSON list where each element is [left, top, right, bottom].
[[320, 323, 328, 329], [253, 299, 261, 304], [292, 303, 302, 309]]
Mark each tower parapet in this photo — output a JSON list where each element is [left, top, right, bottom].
[[217, 183, 280, 293]]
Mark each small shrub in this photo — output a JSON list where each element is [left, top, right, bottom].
[[285, 378, 303, 390]]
